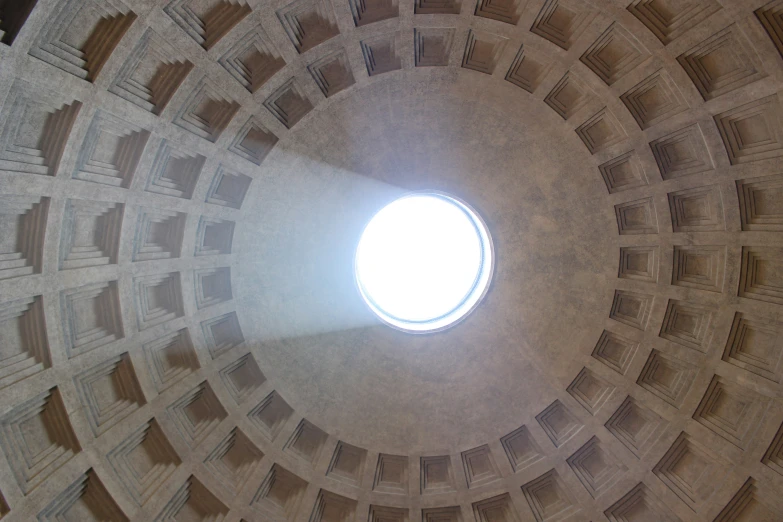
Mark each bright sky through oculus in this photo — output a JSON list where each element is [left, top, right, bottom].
[[355, 193, 493, 333]]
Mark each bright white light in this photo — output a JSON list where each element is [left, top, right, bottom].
[[355, 193, 493, 333]]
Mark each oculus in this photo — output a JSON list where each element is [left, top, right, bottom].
[[355, 192, 493, 333]]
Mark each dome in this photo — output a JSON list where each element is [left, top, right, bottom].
[[0, 0, 782, 521]]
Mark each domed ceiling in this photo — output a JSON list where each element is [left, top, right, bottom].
[[0, 0, 782, 521]]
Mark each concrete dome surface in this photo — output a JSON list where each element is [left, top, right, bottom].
[[0, 0, 782, 521]]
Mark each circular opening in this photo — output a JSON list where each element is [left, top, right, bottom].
[[355, 192, 494, 333]]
